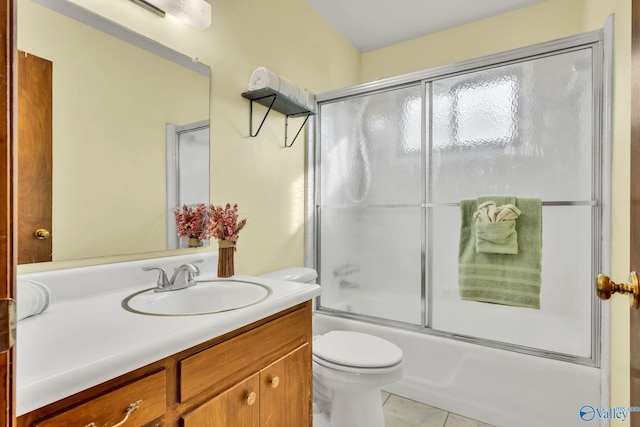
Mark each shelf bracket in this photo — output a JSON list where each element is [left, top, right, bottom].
[[249, 94, 277, 138], [243, 88, 315, 147], [284, 112, 311, 148]]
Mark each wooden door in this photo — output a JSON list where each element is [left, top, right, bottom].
[[0, 0, 17, 426], [260, 345, 311, 427], [17, 51, 52, 264], [632, 0, 640, 424], [182, 373, 260, 427]]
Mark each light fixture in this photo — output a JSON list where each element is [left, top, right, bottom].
[[130, 0, 211, 30]]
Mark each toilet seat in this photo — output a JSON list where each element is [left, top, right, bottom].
[[313, 331, 403, 370], [312, 354, 403, 375]]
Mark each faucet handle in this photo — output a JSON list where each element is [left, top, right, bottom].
[[185, 260, 203, 276], [142, 267, 171, 288], [191, 259, 204, 274]]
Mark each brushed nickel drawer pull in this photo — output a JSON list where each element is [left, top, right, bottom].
[[84, 399, 142, 427]]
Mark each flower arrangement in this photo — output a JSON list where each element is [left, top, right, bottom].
[[173, 203, 247, 248], [208, 203, 247, 244], [173, 203, 209, 241]]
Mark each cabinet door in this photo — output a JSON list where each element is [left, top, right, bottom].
[[182, 373, 260, 427], [260, 344, 311, 427]]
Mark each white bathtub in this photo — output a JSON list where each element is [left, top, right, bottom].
[[313, 312, 603, 427]]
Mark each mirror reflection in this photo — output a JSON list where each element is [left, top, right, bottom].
[[17, 0, 211, 265]]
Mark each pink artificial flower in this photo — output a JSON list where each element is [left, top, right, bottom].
[[208, 203, 247, 242], [174, 204, 209, 240]]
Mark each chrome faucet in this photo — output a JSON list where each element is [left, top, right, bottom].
[[169, 263, 200, 290], [142, 261, 202, 292]]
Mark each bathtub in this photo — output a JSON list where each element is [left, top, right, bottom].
[[313, 311, 603, 427]]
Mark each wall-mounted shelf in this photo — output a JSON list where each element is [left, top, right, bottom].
[[241, 88, 315, 148]]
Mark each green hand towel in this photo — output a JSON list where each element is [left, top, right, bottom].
[[459, 197, 542, 309], [475, 220, 518, 254]]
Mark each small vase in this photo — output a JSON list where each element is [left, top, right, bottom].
[[188, 237, 203, 248], [217, 240, 235, 278]]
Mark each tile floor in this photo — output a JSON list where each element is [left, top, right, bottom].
[[382, 392, 495, 427]]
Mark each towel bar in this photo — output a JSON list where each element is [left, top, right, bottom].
[[426, 200, 597, 207], [318, 201, 598, 209]]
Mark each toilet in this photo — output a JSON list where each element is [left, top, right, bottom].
[[261, 268, 404, 427]]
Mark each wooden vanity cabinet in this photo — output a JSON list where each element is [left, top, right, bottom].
[[259, 344, 310, 427], [17, 301, 312, 427], [182, 344, 310, 427]]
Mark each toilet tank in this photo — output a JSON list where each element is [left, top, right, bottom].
[[260, 267, 317, 283]]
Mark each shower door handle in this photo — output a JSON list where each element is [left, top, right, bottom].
[[596, 272, 640, 309]]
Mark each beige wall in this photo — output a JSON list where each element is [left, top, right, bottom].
[[361, 0, 631, 421]]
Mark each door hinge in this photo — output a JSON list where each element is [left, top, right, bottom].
[[0, 299, 16, 352]]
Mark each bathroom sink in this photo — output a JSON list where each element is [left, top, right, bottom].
[[122, 279, 271, 316]]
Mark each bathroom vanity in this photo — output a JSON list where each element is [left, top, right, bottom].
[[15, 254, 319, 427], [18, 302, 311, 427]]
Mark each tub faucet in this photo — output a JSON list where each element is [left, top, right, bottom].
[[142, 262, 201, 292], [339, 279, 360, 290], [332, 263, 360, 278]]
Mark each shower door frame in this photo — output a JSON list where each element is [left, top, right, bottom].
[[306, 25, 612, 371]]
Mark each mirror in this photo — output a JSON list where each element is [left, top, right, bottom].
[[17, 0, 210, 264]]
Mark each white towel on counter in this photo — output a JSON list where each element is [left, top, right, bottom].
[[248, 66, 309, 108], [17, 280, 51, 321]]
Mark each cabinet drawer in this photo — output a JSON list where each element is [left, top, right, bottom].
[[179, 304, 311, 402], [34, 370, 166, 427]]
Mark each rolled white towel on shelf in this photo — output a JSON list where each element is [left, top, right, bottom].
[[248, 66, 309, 108], [17, 280, 51, 321], [248, 66, 280, 91]]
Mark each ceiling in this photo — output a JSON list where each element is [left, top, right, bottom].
[[305, 0, 547, 53]]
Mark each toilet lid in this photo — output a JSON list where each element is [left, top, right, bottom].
[[313, 331, 403, 368]]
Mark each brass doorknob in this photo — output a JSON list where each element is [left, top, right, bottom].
[[596, 272, 639, 309], [34, 229, 50, 240]]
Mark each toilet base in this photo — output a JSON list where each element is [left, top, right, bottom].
[[315, 388, 385, 427]]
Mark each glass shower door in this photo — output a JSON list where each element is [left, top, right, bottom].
[[428, 47, 598, 359], [317, 85, 423, 325]]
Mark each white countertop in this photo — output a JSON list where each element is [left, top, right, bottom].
[[16, 254, 320, 416]]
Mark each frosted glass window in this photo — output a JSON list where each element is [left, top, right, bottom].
[[431, 49, 593, 203], [455, 76, 518, 145]]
